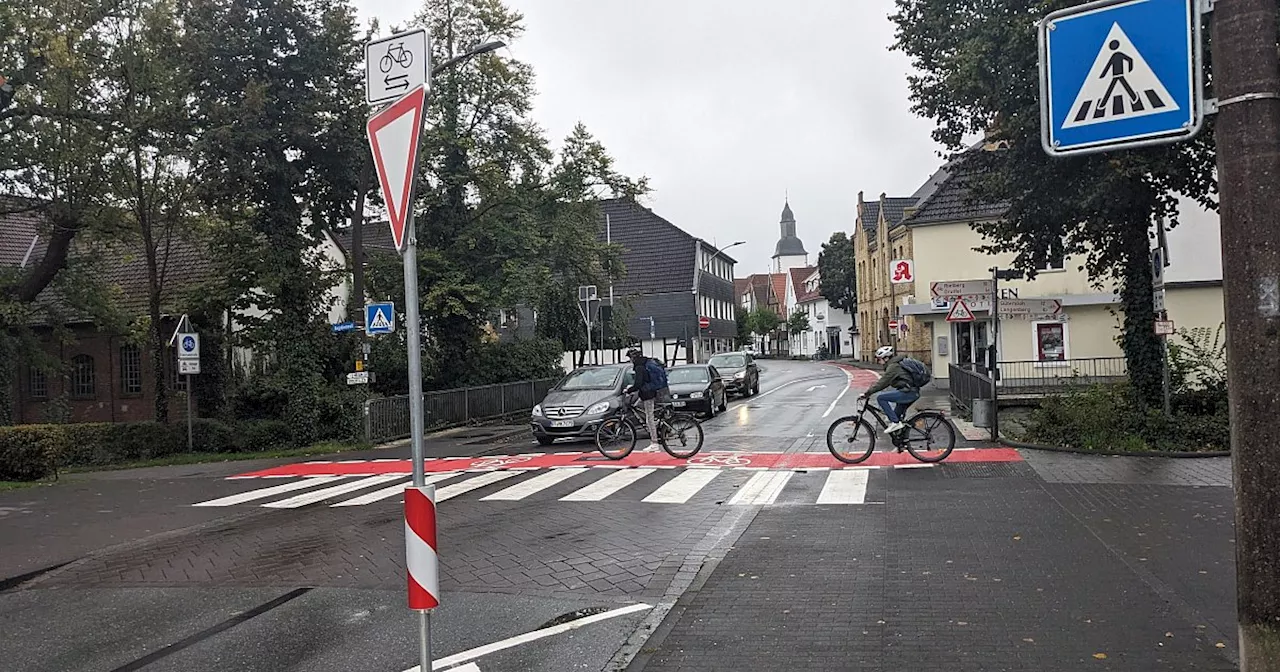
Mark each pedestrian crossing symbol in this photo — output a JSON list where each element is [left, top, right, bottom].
[[365, 302, 395, 335], [1061, 23, 1177, 129], [1039, 0, 1202, 156]]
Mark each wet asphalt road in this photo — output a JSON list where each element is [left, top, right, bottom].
[[0, 360, 863, 672]]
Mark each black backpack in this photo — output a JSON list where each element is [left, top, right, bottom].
[[900, 357, 932, 388]]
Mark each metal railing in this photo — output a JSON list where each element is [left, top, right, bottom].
[[996, 357, 1128, 393], [948, 363, 993, 416], [364, 378, 560, 444]]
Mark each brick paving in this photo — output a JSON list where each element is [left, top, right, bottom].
[[636, 469, 1237, 671], [1023, 450, 1232, 486]]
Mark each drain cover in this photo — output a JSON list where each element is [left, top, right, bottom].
[[537, 606, 612, 629]]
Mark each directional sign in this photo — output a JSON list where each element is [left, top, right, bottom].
[[946, 299, 976, 323], [368, 86, 426, 253], [178, 333, 200, 360], [931, 279, 994, 300], [998, 298, 1064, 320], [889, 259, 915, 285], [1155, 320, 1175, 336], [365, 29, 429, 106], [366, 302, 396, 335], [346, 371, 371, 386], [1040, 0, 1203, 156]]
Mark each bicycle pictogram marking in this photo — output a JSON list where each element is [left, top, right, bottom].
[[469, 455, 534, 469], [687, 454, 752, 467], [379, 42, 413, 73]]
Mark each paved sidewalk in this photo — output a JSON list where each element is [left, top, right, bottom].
[[633, 462, 1237, 671]]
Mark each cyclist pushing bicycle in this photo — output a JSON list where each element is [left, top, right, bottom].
[[858, 345, 926, 436]]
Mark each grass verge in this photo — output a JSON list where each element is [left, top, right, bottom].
[[60, 440, 372, 474], [0, 480, 51, 492]]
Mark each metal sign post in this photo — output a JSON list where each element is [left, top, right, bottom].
[[170, 315, 200, 452]]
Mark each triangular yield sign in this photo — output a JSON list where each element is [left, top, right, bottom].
[[367, 86, 426, 253], [946, 299, 975, 323], [1061, 23, 1179, 130]]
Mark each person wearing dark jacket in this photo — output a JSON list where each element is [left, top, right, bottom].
[[625, 348, 670, 450], [858, 345, 919, 434]]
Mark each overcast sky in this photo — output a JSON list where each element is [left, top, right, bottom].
[[353, 0, 945, 275], [352, 0, 1221, 281]]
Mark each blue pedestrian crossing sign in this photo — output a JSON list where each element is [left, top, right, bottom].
[[365, 302, 395, 335], [1039, 0, 1204, 156]]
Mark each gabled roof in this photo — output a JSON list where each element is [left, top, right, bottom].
[[0, 201, 45, 267], [770, 273, 787, 312], [903, 147, 1011, 226], [860, 201, 881, 231], [734, 278, 750, 298], [331, 222, 398, 256], [789, 266, 819, 305], [598, 198, 698, 296], [881, 197, 918, 227]]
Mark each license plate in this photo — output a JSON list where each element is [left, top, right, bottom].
[[551, 420, 573, 428], [672, 401, 686, 407]]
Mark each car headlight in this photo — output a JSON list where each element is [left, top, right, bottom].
[[734, 371, 746, 379], [532, 404, 543, 417], [586, 401, 610, 415], [690, 392, 705, 399]]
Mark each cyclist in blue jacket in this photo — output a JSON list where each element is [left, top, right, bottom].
[[625, 348, 671, 450]]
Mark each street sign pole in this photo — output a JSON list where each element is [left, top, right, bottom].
[[989, 269, 1000, 443]]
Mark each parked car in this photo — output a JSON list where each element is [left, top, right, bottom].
[[530, 364, 634, 445], [708, 352, 760, 397], [742, 344, 759, 356], [666, 364, 727, 418]]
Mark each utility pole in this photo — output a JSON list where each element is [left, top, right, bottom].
[[1214, 0, 1280, 665]]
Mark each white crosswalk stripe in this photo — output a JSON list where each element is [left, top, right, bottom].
[[641, 469, 720, 504], [561, 468, 656, 502], [196, 467, 881, 508]]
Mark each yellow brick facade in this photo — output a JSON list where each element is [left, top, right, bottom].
[[853, 193, 933, 366]]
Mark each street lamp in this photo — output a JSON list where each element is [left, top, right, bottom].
[[432, 41, 506, 76]]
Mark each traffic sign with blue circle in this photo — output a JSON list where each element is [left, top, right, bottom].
[[1040, 0, 1203, 156]]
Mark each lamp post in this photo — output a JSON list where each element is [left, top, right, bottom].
[[695, 240, 745, 360]]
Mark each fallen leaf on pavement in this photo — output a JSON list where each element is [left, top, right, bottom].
[[1013, 535, 1022, 541], [1093, 653, 1108, 660], [1216, 642, 1226, 648], [1022, 638, 1034, 643]]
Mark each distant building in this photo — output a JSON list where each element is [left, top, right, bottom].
[[772, 200, 809, 274]]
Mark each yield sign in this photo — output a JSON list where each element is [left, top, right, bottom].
[[946, 299, 976, 323], [367, 85, 426, 253]]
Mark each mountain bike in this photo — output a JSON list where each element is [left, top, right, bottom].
[[595, 392, 704, 460], [825, 397, 956, 464]]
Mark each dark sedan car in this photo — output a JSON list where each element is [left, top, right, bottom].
[[530, 364, 634, 445], [708, 352, 760, 397], [667, 364, 727, 418]]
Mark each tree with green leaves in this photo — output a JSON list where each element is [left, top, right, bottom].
[[890, 0, 1217, 408], [788, 310, 811, 354], [818, 232, 856, 312], [747, 307, 781, 352]]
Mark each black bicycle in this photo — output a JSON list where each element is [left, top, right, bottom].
[[825, 397, 956, 464], [594, 392, 704, 460]]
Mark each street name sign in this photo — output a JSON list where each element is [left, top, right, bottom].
[[332, 322, 356, 333], [1039, 0, 1203, 156], [998, 298, 1064, 320], [366, 29, 429, 106], [367, 85, 426, 253], [366, 302, 396, 335], [931, 279, 994, 301], [1155, 320, 1175, 336]]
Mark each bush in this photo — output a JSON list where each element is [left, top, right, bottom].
[[314, 390, 365, 443], [0, 421, 183, 480], [188, 419, 238, 453], [1023, 383, 1229, 452], [236, 420, 294, 452], [0, 426, 60, 481]]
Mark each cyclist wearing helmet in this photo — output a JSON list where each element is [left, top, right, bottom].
[[858, 345, 919, 435], [625, 348, 671, 451]]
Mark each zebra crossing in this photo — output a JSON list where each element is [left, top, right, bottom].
[[193, 465, 883, 509]]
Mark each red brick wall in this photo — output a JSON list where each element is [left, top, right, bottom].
[[13, 324, 185, 425]]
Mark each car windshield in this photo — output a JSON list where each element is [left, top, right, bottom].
[[709, 355, 745, 369], [667, 367, 710, 384], [558, 368, 621, 390]]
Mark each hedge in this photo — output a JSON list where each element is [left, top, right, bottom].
[[0, 417, 323, 481]]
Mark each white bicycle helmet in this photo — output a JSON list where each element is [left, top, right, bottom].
[[875, 345, 896, 359]]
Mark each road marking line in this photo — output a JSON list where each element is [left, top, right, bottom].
[[480, 468, 587, 501], [192, 476, 347, 507], [331, 472, 458, 507], [435, 471, 522, 501], [642, 469, 720, 503], [262, 474, 405, 508], [822, 366, 855, 418], [401, 603, 652, 672], [560, 468, 655, 501], [816, 470, 869, 504], [728, 471, 793, 505]]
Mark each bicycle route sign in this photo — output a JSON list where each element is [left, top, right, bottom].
[[366, 28, 429, 106]]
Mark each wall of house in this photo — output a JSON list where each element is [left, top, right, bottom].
[[1165, 284, 1225, 335], [854, 209, 929, 362]]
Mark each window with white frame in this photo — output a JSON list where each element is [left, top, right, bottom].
[[1039, 237, 1067, 271], [1033, 320, 1068, 362]]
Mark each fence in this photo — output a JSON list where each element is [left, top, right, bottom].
[[996, 357, 1128, 394], [948, 363, 994, 417], [364, 378, 560, 444]]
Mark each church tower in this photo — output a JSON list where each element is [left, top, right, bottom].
[[771, 200, 809, 273]]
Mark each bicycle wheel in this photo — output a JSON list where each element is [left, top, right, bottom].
[[826, 416, 876, 464], [660, 414, 704, 458], [903, 411, 956, 463], [595, 418, 637, 460]]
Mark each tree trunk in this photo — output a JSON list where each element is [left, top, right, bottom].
[[1118, 215, 1161, 408], [350, 162, 370, 326]]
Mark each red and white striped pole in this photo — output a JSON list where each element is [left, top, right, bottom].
[[405, 484, 439, 670]]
